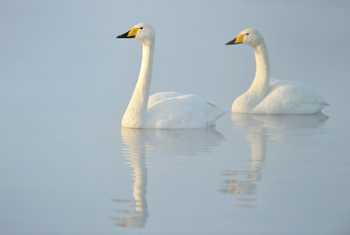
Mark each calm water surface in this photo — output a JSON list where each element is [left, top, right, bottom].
[[114, 113, 348, 235], [1, 1, 349, 234]]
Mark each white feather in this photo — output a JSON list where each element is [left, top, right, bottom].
[[230, 28, 328, 114], [119, 23, 224, 129]]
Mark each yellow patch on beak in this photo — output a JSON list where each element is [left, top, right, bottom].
[[127, 27, 140, 38], [234, 34, 245, 44]]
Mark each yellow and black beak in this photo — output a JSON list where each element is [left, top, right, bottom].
[[116, 27, 140, 39], [225, 34, 244, 45]]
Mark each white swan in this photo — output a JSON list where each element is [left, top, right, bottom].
[[116, 23, 224, 128], [226, 28, 328, 114]]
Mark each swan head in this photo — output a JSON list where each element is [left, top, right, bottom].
[[226, 28, 263, 48], [116, 23, 155, 44]]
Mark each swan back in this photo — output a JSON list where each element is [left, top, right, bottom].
[[147, 92, 224, 129], [253, 81, 328, 114]]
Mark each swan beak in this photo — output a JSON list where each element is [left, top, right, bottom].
[[225, 38, 237, 45], [116, 31, 131, 38], [116, 27, 139, 39], [225, 34, 244, 45]]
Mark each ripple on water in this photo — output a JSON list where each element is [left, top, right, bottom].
[[114, 127, 225, 228], [220, 113, 329, 207]]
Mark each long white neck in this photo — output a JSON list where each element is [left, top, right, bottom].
[[248, 41, 270, 97], [122, 40, 154, 127]]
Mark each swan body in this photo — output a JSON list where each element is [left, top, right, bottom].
[[117, 23, 223, 128], [233, 80, 327, 114], [226, 28, 328, 114]]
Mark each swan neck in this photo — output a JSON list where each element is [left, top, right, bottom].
[[138, 42, 154, 102], [123, 40, 154, 126], [249, 42, 270, 95]]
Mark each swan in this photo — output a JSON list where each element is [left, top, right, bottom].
[[226, 28, 328, 114], [116, 23, 224, 128]]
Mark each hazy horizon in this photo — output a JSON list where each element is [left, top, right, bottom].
[[1, 1, 349, 234]]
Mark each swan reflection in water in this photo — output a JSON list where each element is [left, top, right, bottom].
[[114, 127, 224, 228], [221, 113, 328, 207]]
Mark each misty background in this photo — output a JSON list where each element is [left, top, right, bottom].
[[1, 1, 349, 235]]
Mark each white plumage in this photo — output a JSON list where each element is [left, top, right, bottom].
[[117, 23, 223, 129], [233, 80, 328, 114], [227, 28, 328, 114], [146, 92, 223, 128]]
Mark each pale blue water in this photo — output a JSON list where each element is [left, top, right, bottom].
[[1, 1, 349, 234]]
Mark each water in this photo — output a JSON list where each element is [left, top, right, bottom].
[[113, 114, 348, 235], [1, 1, 350, 234]]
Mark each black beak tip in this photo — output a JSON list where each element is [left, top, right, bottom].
[[225, 39, 236, 46], [116, 32, 129, 39]]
